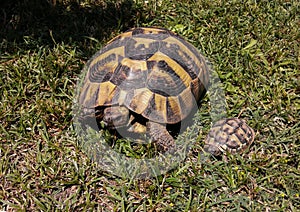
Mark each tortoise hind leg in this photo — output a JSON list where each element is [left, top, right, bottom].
[[147, 121, 175, 152]]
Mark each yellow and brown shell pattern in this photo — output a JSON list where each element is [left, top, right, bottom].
[[79, 27, 210, 124], [204, 118, 255, 156]]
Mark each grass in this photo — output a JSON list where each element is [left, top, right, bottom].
[[0, 0, 299, 211]]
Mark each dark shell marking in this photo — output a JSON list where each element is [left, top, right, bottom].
[[204, 118, 255, 156], [79, 27, 210, 124]]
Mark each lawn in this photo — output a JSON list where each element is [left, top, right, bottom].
[[0, 0, 299, 211]]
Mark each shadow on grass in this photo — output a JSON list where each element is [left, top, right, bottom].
[[0, 0, 138, 53]]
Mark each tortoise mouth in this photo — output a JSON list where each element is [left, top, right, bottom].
[[102, 117, 127, 128], [101, 120, 115, 128], [203, 144, 223, 156]]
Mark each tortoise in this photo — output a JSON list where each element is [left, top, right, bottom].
[[78, 27, 255, 155], [204, 118, 255, 156]]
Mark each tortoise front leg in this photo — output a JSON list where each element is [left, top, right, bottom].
[[147, 121, 175, 152]]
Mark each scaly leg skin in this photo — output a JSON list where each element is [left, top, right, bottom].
[[147, 121, 175, 152]]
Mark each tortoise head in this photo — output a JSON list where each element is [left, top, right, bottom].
[[103, 106, 130, 128], [203, 143, 224, 156]]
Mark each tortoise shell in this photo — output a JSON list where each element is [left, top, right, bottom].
[[79, 27, 210, 124], [204, 118, 255, 156]]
